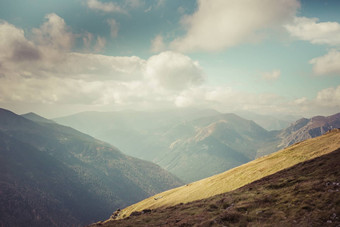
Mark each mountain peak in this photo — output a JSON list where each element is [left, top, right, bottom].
[[21, 112, 54, 124]]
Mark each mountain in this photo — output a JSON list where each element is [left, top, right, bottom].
[[112, 129, 340, 219], [21, 112, 55, 124], [55, 110, 278, 183], [277, 112, 340, 149], [54, 108, 220, 161], [235, 110, 299, 131], [0, 108, 182, 226], [156, 113, 275, 182], [94, 142, 340, 226]]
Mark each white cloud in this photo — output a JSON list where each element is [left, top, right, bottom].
[[86, 0, 126, 13], [262, 70, 281, 81], [0, 20, 41, 63], [309, 50, 340, 76], [150, 35, 165, 52], [94, 36, 106, 52], [32, 13, 74, 51], [170, 0, 299, 52], [125, 0, 143, 9], [107, 19, 119, 38], [1, 14, 339, 118], [316, 85, 340, 107], [145, 51, 204, 90], [285, 17, 340, 46]]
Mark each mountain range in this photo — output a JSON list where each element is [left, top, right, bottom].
[[0, 108, 182, 226], [55, 109, 340, 183]]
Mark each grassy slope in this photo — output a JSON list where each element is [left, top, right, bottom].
[[115, 129, 340, 219], [96, 144, 340, 226]]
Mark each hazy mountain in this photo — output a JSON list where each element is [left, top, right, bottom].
[[277, 112, 340, 149], [110, 129, 340, 220], [156, 113, 275, 182], [54, 109, 340, 183], [0, 108, 182, 226], [55, 110, 277, 183], [235, 111, 299, 131], [96, 139, 340, 226], [54, 108, 220, 161]]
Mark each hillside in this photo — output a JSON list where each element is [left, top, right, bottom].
[[111, 129, 340, 219], [277, 112, 340, 149], [0, 108, 182, 226], [95, 143, 340, 226]]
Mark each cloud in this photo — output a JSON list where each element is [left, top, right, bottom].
[[0, 20, 41, 63], [309, 50, 340, 76], [125, 0, 143, 9], [170, 0, 299, 52], [262, 70, 281, 81], [145, 51, 204, 90], [86, 0, 126, 13], [93, 36, 106, 52], [285, 17, 340, 46], [32, 13, 74, 51], [1, 14, 339, 118], [316, 85, 340, 107], [150, 35, 165, 52], [107, 19, 119, 38]]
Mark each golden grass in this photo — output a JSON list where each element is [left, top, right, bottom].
[[114, 129, 340, 220]]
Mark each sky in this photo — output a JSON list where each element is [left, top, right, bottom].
[[0, 0, 340, 118]]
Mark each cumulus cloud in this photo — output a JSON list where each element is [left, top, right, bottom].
[[316, 85, 340, 107], [0, 17, 206, 107], [262, 70, 281, 81], [32, 13, 74, 51], [1, 14, 339, 118], [170, 0, 299, 52], [285, 17, 340, 46], [150, 35, 165, 52], [0, 20, 41, 63], [309, 50, 340, 76], [86, 0, 126, 14], [145, 51, 204, 90]]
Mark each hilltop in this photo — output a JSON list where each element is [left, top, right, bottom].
[[110, 129, 340, 220]]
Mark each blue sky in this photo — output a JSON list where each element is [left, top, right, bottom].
[[0, 0, 339, 117]]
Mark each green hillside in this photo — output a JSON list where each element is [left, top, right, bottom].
[[113, 129, 340, 219]]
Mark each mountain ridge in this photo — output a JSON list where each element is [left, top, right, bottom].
[[0, 108, 182, 226]]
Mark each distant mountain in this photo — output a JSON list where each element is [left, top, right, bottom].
[[54, 108, 220, 161], [54, 109, 340, 183], [277, 112, 340, 149], [55, 110, 276, 183], [95, 137, 340, 227], [156, 113, 275, 182], [111, 129, 340, 220], [0, 108, 182, 226], [235, 111, 299, 131]]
